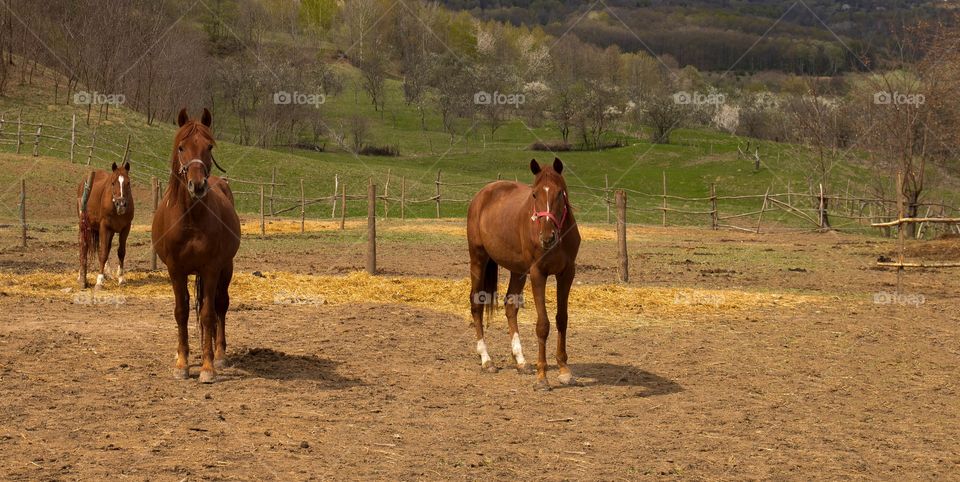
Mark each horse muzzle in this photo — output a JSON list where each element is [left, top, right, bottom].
[[540, 232, 560, 250], [113, 200, 128, 215], [187, 179, 209, 200]]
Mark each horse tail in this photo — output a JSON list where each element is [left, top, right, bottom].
[[482, 258, 498, 320], [194, 275, 204, 342], [78, 171, 96, 264]]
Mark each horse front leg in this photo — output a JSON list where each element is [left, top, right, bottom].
[[95, 226, 113, 288], [171, 273, 190, 380], [213, 262, 233, 370], [116, 227, 130, 285], [505, 272, 532, 374], [530, 269, 550, 390], [555, 266, 577, 386], [198, 271, 219, 384]]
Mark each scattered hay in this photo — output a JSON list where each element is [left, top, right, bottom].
[[130, 219, 644, 242], [0, 270, 819, 325]]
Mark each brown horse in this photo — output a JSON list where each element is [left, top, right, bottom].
[[467, 157, 581, 390], [152, 108, 240, 384], [76, 162, 134, 289]]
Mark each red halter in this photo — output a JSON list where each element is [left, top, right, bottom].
[[531, 190, 568, 230]]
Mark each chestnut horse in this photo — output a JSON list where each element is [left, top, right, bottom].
[[76, 162, 134, 289], [152, 108, 239, 384], [466, 157, 581, 390]]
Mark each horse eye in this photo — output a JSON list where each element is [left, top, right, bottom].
[[208, 145, 213, 150], [178, 146, 184, 152], [532, 193, 537, 199]]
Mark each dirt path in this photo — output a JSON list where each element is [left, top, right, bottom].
[[1, 289, 958, 480]]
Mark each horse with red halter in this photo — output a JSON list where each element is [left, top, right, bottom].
[[152, 108, 239, 384], [76, 162, 134, 289], [466, 157, 581, 390]]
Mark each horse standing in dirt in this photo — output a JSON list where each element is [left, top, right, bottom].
[[467, 157, 581, 390], [77, 162, 134, 289], [152, 108, 240, 384]]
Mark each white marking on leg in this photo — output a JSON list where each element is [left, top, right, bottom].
[[476, 339, 491, 365], [116, 265, 124, 284], [95, 274, 104, 287], [511, 332, 526, 366]]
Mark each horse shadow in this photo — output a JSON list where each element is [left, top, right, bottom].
[[227, 347, 360, 388], [572, 362, 682, 397]]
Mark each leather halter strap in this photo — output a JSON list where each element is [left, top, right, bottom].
[[531, 190, 568, 230]]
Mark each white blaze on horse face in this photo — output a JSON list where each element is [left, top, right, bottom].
[[476, 339, 491, 365], [511, 332, 526, 366], [118, 176, 125, 198], [545, 186, 550, 212]]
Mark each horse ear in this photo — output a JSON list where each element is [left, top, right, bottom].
[[177, 108, 189, 127], [553, 157, 563, 174], [111, 162, 118, 172], [530, 159, 541, 175], [124, 162, 130, 172], [201, 108, 212, 127]]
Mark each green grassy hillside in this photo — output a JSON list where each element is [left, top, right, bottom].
[[0, 64, 946, 232]]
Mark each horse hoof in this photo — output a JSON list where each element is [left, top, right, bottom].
[[214, 358, 227, 370], [173, 368, 189, 380], [558, 373, 579, 386], [533, 379, 552, 391], [481, 361, 499, 373], [198, 371, 216, 384], [516, 363, 535, 375]]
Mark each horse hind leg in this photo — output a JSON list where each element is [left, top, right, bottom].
[[116, 227, 129, 285], [213, 264, 232, 370], [505, 272, 532, 374], [95, 228, 112, 288], [470, 254, 497, 373]]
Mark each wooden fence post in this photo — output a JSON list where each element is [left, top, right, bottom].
[[661, 171, 667, 227], [300, 178, 305, 233], [70, 114, 76, 162], [269, 167, 276, 216], [340, 181, 346, 230], [367, 181, 377, 275], [710, 183, 718, 230], [605, 174, 611, 224], [118, 135, 129, 165], [818, 183, 826, 229], [331, 174, 339, 219], [16, 109, 22, 154], [259, 184, 265, 236], [756, 187, 770, 234], [383, 169, 391, 219], [19, 180, 26, 247], [616, 189, 627, 283], [435, 169, 442, 219], [896, 172, 905, 294], [86, 126, 97, 165], [400, 176, 406, 220], [33, 124, 41, 156]]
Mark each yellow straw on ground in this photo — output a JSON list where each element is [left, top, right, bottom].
[[0, 270, 818, 325]]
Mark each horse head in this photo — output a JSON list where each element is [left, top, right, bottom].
[[529, 157, 570, 250], [109, 161, 131, 215], [173, 108, 217, 201]]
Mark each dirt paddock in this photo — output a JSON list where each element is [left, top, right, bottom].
[[1, 221, 958, 480]]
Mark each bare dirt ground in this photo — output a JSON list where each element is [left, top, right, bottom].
[[1, 219, 959, 480]]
